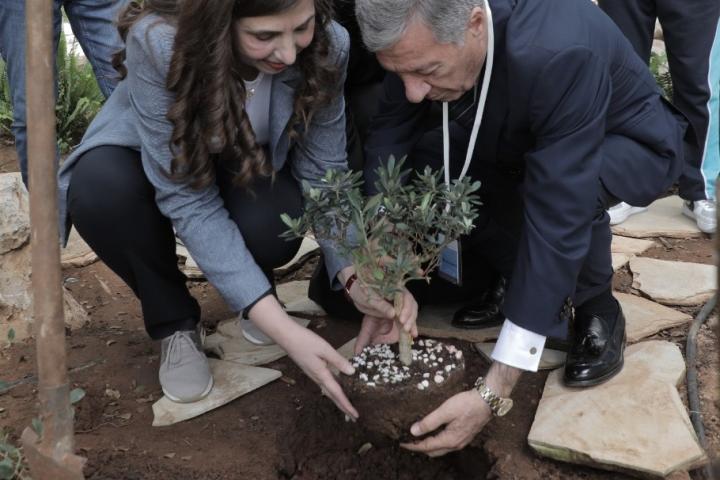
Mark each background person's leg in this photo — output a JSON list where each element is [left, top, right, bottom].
[[0, 0, 63, 186], [67, 146, 201, 340], [64, 0, 127, 98], [597, 0, 657, 61], [659, 0, 720, 202]]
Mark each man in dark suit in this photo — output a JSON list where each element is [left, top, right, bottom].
[[354, 0, 687, 455]]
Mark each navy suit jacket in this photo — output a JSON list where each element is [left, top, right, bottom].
[[364, 0, 686, 338]]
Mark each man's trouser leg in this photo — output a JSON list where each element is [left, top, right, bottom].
[[660, 0, 720, 200], [0, 0, 62, 186], [65, 0, 127, 98]]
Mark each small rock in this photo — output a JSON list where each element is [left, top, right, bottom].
[[105, 388, 121, 400], [164, 453, 176, 459], [357, 443, 373, 455]]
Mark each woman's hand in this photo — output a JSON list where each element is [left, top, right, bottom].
[[338, 267, 419, 330], [282, 325, 359, 419], [248, 295, 358, 419], [354, 288, 419, 354]]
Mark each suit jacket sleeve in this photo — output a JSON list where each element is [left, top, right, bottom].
[[503, 46, 611, 338]]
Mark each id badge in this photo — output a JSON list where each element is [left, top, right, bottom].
[[438, 239, 462, 286]]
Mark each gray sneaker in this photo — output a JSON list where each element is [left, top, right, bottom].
[[159, 330, 213, 403]]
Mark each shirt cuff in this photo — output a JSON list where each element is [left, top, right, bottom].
[[490, 319, 547, 372]]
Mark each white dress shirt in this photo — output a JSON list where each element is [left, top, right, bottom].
[[491, 319, 547, 372]]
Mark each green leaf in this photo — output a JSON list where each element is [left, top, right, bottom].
[[31, 417, 43, 437], [372, 268, 385, 281], [69, 387, 86, 405], [0, 459, 15, 480], [0, 441, 18, 456], [6, 329, 14, 343]]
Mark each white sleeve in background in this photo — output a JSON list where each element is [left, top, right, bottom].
[[490, 319, 547, 372]]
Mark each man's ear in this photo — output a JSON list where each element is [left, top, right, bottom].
[[467, 6, 486, 38]]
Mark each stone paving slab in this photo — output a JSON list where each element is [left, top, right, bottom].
[[337, 337, 357, 359], [612, 253, 631, 271], [529, 341, 706, 477], [475, 343, 566, 370], [330, 337, 358, 376], [277, 280, 326, 316], [152, 359, 281, 426], [205, 316, 310, 366], [611, 196, 702, 239], [175, 244, 204, 279], [617, 292, 693, 343], [417, 303, 502, 343], [61, 228, 98, 268], [611, 235, 656, 255], [279, 237, 319, 269], [630, 257, 716, 306]]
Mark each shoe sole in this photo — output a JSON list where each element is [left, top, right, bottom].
[[242, 329, 276, 346], [450, 317, 504, 330], [162, 376, 214, 404]]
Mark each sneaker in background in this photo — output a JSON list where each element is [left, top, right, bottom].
[[608, 202, 648, 225], [682, 199, 716, 234]]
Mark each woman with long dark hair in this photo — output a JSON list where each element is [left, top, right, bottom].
[[57, 0, 415, 414]]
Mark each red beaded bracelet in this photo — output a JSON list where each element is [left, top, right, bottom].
[[343, 273, 358, 299]]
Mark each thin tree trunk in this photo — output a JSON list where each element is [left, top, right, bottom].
[[394, 291, 413, 365]]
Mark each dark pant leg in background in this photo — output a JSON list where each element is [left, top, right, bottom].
[[68, 145, 302, 339], [599, 0, 720, 201]]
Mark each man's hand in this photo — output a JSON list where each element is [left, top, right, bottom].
[[401, 390, 491, 457], [401, 361, 523, 456]]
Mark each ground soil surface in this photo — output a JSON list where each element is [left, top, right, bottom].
[[0, 142, 718, 479]]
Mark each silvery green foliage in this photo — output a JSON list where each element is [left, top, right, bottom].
[[282, 156, 481, 301]]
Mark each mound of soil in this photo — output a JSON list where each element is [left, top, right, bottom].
[[340, 340, 467, 440]]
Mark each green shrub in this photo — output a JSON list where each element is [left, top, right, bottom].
[[55, 34, 104, 154], [0, 430, 30, 480], [0, 34, 104, 154], [0, 59, 12, 138], [650, 51, 674, 101]]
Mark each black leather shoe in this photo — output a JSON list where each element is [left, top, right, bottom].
[[451, 278, 506, 329], [563, 302, 626, 387]]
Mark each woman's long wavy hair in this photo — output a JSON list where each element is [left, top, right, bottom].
[[112, 0, 339, 190]]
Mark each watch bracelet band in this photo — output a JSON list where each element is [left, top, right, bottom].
[[474, 376, 504, 416]]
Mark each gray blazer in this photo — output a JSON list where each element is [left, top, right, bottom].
[[58, 14, 351, 313]]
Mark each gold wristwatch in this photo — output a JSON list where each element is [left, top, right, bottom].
[[473, 376, 513, 417]]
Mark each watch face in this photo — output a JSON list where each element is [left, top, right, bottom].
[[496, 398, 513, 417]]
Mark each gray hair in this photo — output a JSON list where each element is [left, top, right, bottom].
[[355, 0, 486, 52]]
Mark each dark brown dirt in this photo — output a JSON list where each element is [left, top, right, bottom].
[[0, 137, 18, 175], [0, 142, 717, 479]]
